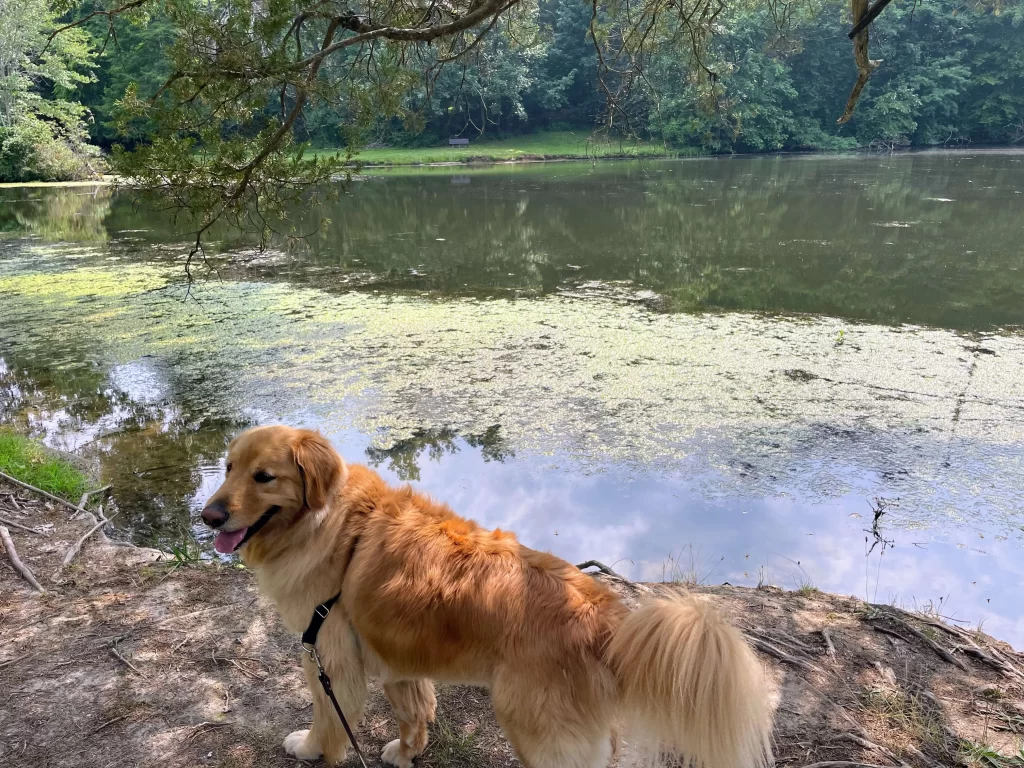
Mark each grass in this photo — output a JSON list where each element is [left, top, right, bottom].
[[0, 428, 89, 501], [961, 742, 1024, 768], [661, 544, 724, 587], [310, 130, 696, 167], [426, 717, 479, 767]]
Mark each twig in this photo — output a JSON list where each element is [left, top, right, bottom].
[[0, 525, 45, 593], [747, 635, 818, 672], [801, 763, 889, 768], [150, 604, 236, 627], [0, 470, 86, 513], [90, 715, 128, 734], [187, 721, 231, 741], [821, 628, 837, 658], [576, 560, 628, 580], [834, 733, 910, 768], [109, 645, 148, 678], [0, 515, 45, 535], [53, 508, 120, 580], [0, 651, 34, 669]]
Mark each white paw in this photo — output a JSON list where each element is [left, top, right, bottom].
[[283, 729, 322, 760], [381, 738, 414, 768]]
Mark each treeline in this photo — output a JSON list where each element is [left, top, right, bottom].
[[3, 0, 1023, 182]]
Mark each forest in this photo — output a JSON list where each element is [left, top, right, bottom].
[[1, 0, 1023, 183]]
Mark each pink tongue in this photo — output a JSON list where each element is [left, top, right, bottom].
[[214, 528, 248, 554]]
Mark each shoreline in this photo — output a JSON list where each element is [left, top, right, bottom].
[[2, 476, 1023, 767], [4, 144, 1024, 188]]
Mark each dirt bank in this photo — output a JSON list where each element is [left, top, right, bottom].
[[2, 480, 1023, 768]]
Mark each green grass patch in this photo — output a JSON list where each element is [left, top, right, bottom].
[[310, 131, 696, 166], [0, 428, 89, 501]]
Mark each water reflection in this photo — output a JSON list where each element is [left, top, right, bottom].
[[0, 153, 1022, 645], [366, 426, 512, 482]]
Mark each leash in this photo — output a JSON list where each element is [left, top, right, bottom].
[[301, 594, 369, 768]]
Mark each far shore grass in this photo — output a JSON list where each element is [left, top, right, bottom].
[[0, 429, 89, 501], [311, 130, 697, 166]]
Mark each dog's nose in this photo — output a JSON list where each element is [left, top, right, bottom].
[[201, 500, 229, 528]]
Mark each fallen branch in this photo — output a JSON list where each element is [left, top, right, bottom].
[[0, 470, 88, 514], [53, 508, 120, 581], [576, 560, 628, 580], [0, 525, 45, 593], [748, 629, 813, 659], [873, 625, 912, 643], [747, 635, 818, 672], [917, 617, 1023, 680], [0, 514, 45, 535], [867, 613, 967, 671], [109, 645, 148, 678], [821, 628, 837, 658]]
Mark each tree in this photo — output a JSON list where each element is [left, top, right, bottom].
[[47, 0, 1022, 263], [0, 0, 100, 181]]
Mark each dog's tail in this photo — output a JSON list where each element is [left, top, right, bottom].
[[607, 594, 773, 768]]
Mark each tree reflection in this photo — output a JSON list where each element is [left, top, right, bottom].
[[366, 425, 512, 482]]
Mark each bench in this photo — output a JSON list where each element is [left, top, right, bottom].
[[448, 138, 470, 146]]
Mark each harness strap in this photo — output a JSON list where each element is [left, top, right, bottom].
[[302, 594, 368, 768]]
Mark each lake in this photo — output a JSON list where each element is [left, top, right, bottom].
[[2, 151, 1023, 644]]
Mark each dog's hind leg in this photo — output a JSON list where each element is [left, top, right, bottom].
[[491, 667, 616, 768], [381, 679, 437, 768], [285, 626, 367, 766]]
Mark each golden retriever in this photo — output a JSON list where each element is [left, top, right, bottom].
[[201, 425, 773, 768]]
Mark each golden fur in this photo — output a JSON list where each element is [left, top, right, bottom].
[[202, 425, 774, 768]]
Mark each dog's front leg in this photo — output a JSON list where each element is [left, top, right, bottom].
[[285, 632, 367, 765]]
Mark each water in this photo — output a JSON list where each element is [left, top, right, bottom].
[[2, 151, 1023, 644]]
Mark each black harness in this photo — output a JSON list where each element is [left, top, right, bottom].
[[301, 593, 368, 768]]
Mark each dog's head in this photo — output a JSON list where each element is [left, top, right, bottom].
[[201, 425, 346, 554]]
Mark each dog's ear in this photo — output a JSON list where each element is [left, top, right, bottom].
[[292, 430, 346, 510]]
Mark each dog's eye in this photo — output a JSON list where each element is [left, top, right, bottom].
[[253, 470, 275, 483], [225, 462, 233, 474]]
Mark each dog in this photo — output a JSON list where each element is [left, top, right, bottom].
[[201, 425, 773, 768]]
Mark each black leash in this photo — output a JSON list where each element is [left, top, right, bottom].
[[301, 594, 369, 768]]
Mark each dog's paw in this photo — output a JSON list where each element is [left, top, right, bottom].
[[283, 729, 322, 760], [381, 738, 414, 768]]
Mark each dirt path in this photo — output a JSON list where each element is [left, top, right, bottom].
[[2, 481, 1023, 768]]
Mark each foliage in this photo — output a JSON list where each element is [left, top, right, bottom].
[[0, 428, 90, 501], [0, 0, 101, 181]]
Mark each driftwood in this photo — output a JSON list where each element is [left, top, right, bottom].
[[53, 507, 119, 580], [0, 525, 45, 593]]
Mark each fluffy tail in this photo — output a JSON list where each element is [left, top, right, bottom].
[[607, 595, 773, 768]]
